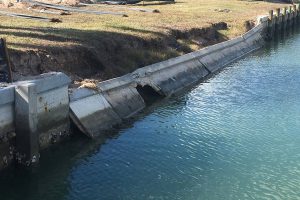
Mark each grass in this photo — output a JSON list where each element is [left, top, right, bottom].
[[0, 0, 289, 81]]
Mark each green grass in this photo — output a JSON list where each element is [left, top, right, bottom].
[[0, 0, 289, 80]]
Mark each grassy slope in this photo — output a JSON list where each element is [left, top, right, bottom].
[[0, 0, 288, 81]]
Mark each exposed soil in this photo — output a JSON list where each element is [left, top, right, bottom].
[[1, 0, 287, 85], [8, 21, 242, 84]]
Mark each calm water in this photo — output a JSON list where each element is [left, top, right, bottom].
[[2, 29, 300, 200]]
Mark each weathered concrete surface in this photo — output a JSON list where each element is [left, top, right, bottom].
[[0, 86, 15, 169], [132, 20, 267, 96], [132, 54, 210, 96], [70, 17, 269, 138], [98, 74, 145, 119], [69, 88, 122, 138], [14, 72, 71, 151], [197, 23, 266, 74], [15, 83, 39, 166], [0, 86, 14, 137]]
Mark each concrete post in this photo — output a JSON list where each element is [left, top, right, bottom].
[[15, 83, 39, 166]]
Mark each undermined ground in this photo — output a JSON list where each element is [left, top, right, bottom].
[[7, 21, 254, 86]]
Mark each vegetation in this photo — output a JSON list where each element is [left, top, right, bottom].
[[0, 0, 288, 81]]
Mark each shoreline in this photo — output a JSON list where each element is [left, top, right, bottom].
[[0, 3, 298, 170], [0, 0, 288, 84]]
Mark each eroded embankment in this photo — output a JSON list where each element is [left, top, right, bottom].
[[8, 21, 250, 84]]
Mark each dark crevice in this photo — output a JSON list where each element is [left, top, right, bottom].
[[136, 85, 163, 105]]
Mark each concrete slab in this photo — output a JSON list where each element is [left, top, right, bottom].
[[98, 74, 145, 119], [70, 89, 122, 138]]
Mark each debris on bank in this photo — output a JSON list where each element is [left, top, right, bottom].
[[28, 7, 71, 15], [0, 9, 62, 21], [25, 0, 128, 16], [79, 3, 160, 13]]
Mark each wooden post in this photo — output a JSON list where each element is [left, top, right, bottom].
[[293, 4, 297, 17], [284, 7, 287, 16], [275, 8, 281, 31], [269, 10, 273, 20], [283, 7, 287, 30], [268, 10, 275, 40], [289, 6, 293, 26], [276, 8, 280, 17]]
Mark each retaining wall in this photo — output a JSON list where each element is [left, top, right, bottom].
[[0, 10, 298, 169], [0, 86, 15, 169], [70, 74, 145, 138], [0, 72, 71, 167]]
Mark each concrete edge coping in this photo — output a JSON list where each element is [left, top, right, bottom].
[[0, 86, 15, 105], [192, 36, 245, 59], [132, 18, 267, 78], [257, 15, 269, 23], [97, 74, 135, 92], [242, 23, 264, 41], [14, 72, 71, 94], [132, 51, 200, 77], [69, 87, 99, 102], [133, 35, 247, 77]]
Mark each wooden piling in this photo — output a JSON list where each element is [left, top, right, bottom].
[[288, 6, 292, 26], [268, 10, 275, 40], [269, 10, 273, 21], [283, 7, 287, 30], [276, 8, 282, 30]]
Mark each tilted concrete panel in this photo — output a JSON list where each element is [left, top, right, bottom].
[[196, 26, 264, 73], [69, 88, 122, 138], [98, 74, 145, 119], [132, 53, 210, 96]]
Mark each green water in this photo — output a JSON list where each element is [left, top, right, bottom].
[[1, 29, 300, 200]]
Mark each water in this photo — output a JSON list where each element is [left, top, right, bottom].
[[2, 30, 300, 200]]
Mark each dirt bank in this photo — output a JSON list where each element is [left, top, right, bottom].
[[8, 22, 233, 84], [0, 0, 288, 84]]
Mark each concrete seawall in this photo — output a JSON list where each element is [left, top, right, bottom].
[[0, 8, 298, 169], [69, 16, 269, 138], [0, 72, 71, 167], [0, 86, 15, 169]]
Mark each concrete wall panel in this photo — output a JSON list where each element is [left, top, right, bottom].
[[98, 74, 146, 119], [70, 89, 122, 138]]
